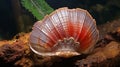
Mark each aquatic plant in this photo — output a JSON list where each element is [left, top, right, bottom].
[[21, 0, 54, 20]]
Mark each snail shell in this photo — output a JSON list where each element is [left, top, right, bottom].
[[29, 7, 99, 57]]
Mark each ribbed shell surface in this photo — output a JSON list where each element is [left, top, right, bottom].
[[29, 7, 99, 57]]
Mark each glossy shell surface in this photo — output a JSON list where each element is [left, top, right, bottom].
[[29, 7, 99, 57]]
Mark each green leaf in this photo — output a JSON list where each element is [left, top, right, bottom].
[[21, 0, 54, 20]]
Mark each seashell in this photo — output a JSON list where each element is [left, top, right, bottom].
[[29, 7, 99, 57]]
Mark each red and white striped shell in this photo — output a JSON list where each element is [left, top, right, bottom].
[[29, 7, 99, 57]]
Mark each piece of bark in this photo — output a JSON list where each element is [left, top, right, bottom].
[[0, 40, 25, 62], [0, 33, 30, 67], [75, 41, 120, 67]]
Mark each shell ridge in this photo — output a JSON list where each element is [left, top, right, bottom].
[[43, 23, 57, 44], [51, 11, 65, 39], [82, 29, 98, 53], [85, 11, 99, 41], [31, 31, 51, 46], [76, 9, 87, 41], [67, 9, 78, 38], [43, 18, 59, 43], [73, 9, 79, 38], [56, 8, 69, 38], [48, 14, 63, 40], [30, 34, 52, 48], [69, 9, 76, 37], [44, 18, 59, 42], [56, 8, 68, 38], [75, 10, 87, 41], [48, 7, 69, 39], [79, 14, 94, 41], [79, 26, 97, 52], [67, 9, 73, 37], [57, 11, 66, 39], [32, 26, 54, 47], [86, 29, 97, 48]]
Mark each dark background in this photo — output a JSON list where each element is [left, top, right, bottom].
[[0, 0, 16, 39]]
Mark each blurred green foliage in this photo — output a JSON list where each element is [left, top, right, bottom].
[[21, 0, 54, 20]]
